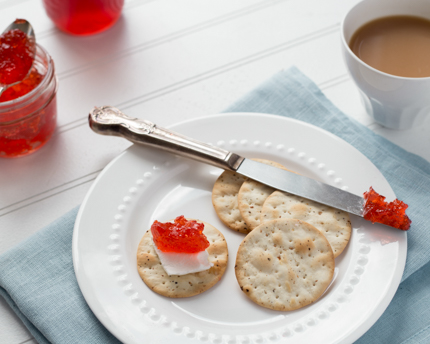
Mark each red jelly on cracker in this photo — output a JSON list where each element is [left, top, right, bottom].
[[363, 187, 411, 230], [151, 215, 210, 253]]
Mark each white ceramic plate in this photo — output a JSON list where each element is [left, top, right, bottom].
[[73, 113, 406, 344]]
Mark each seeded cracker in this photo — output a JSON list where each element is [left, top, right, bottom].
[[238, 160, 296, 231], [137, 220, 228, 298], [261, 190, 352, 258], [212, 170, 248, 233], [235, 219, 335, 311], [212, 159, 286, 233]]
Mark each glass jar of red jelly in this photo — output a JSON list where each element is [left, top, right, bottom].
[[42, 0, 124, 36], [0, 44, 58, 158]]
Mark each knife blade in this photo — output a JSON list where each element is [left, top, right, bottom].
[[237, 159, 364, 216], [89, 106, 365, 217]]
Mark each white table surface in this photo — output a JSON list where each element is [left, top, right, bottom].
[[1, 0, 429, 343]]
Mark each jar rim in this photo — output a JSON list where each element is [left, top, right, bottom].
[[0, 44, 54, 110]]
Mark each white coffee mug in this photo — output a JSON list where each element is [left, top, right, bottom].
[[341, 0, 430, 130]]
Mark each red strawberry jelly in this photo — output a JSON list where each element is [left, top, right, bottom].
[[363, 187, 411, 230], [151, 216, 210, 253], [42, 0, 124, 36], [0, 27, 58, 158], [0, 26, 35, 86], [0, 67, 43, 102]]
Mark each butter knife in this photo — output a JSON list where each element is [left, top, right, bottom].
[[89, 106, 365, 217]]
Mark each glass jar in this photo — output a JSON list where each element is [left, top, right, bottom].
[[0, 44, 58, 158], [42, 0, 124, 36]]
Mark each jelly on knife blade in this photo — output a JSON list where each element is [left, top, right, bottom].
[[363, 187, 411, 230]]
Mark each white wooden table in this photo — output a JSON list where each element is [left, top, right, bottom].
[[1, 0, 429, 343]]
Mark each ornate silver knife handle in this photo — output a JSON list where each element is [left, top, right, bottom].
[[89, 106, 244, 171]]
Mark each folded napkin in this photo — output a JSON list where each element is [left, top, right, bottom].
[[1, 67, 429, 344], [0, 207, 120, 344]]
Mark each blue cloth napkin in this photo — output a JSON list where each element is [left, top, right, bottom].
[[0, 206, 120, 344], [1, 66, 429, 344]]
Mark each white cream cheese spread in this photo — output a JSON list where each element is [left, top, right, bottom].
[[153, 242, 213, 276]]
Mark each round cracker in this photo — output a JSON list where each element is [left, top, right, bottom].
[[212, 159, 286, 234], [261, 191, 352, 258], [137, 220, 228, 298], [235, 218, 335, 311], [212, 170, 248, 233], [238, 160, 296, 231]]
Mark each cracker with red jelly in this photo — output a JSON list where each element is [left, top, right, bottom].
[[137, 217, 228, 298]]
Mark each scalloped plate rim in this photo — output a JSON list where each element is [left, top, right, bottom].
[[73, 112, 407, 344]]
